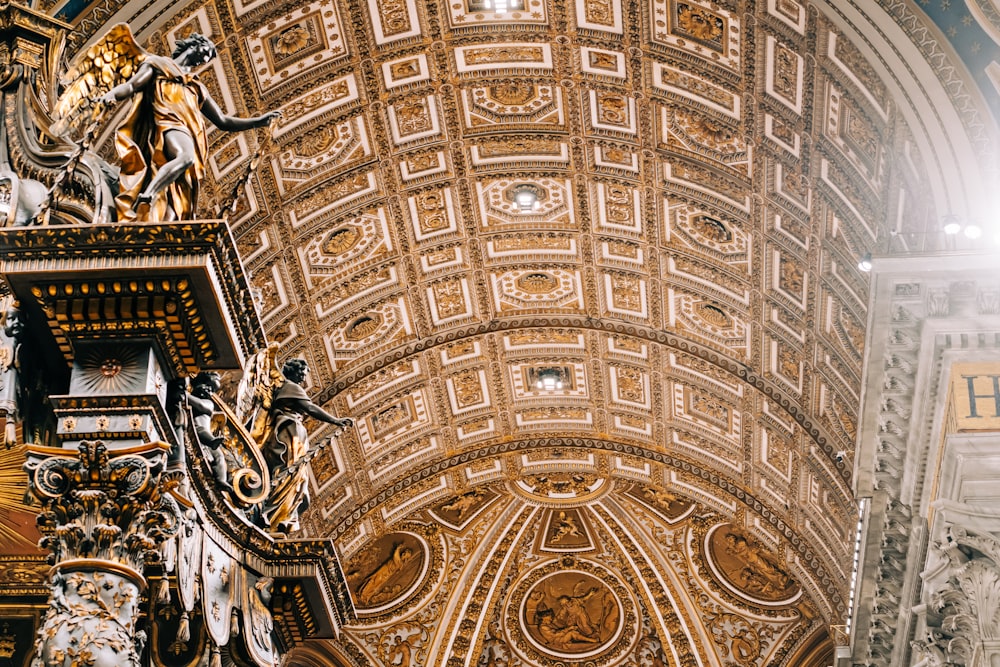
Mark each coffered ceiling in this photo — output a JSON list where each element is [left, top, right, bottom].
[[17, 0, 999, 664]]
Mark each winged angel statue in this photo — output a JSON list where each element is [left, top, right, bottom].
[[204, 344, 353, 535], [50, 23, 279, 223]]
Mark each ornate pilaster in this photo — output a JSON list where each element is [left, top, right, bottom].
[[912, 525, 1000, 667], [24, 439, 179, 667]]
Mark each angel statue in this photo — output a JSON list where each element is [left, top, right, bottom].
[[51, 24, 280, 223], [261, 358, 352, 534]]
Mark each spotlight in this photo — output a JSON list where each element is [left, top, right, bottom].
[[534, 367, 565, 391], [943, 215, 962, 235], [964, 224, 983, 239], [511, 184, 541, 213], [857, 252, 872, 272]]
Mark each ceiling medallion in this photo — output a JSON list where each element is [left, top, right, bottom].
[[515, 272, 558, 294], [344, 313, 383, 341], [703, 523, 802, 606], [505, 559, 638, 663], [321, 225, 362, 255]]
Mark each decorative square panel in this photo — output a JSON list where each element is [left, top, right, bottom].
[[288, 171, 378, 229], [345, 359, 422, 410], [382, 54, 431, 88], [668, 289, 750, 358], [764, 114, 800, 156], [298, 208, 394, 288], [824, 86, 883, 185], [601, 272, 648, 319], [660, 106, 750, 176], [407, 188, 460, 243], [611, 413, 653, 438], [664, 201, 750, 267], [427, 277, 475, 325], [440, 340, 482, 365], [765, 36, 803, 114], [672, 384, 740, 439], [447, 0, 547, 27], [271, 116, 373, 195], [246, 0, 347, 91], [651, 63, 740, 119], [455, 417, 497, 443], [253, 263, 291, 323], [166, 6, 220, 46], [389, 95, 443, 145], [474, 178, 576, 229], [768, 337, 803, 393], [324, 298, 414, 368], [592, 145, 639, 173], [597, 239, 644, 270], [609, 365, 650, 409], [607, 336, 648, 360], [446, 368, 490, 415], [514, 407, 592, 429], [419, 245, 466, 274], [772, 162, 810, 213], [663, 161, 750, 212], [575, 0, 622, 33], [827, 31, 889, 117], [502, 331, 586, 352], [273, 75, 360, 140], [209, 134, 249, 180], [400, 151, 449, 182], [484, 233, 577, 263], [314, 266, 400, 317], [587, 90, 636, 137], [650, 0, 740, 71], [580, 47, 626, 78], [770, 247, 807, 309], [594, 182, 642, 235], [768, 0, 805, 32], [469, 140, 569, 168], [491, 269, 585, 313], [365, 0, 422, 45], [461, 84, 565, 133], [454, 43, 552, 73]]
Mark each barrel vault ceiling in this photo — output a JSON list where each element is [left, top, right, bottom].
[[14, 0, 997, 664]]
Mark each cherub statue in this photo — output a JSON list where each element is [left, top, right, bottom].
[[0, 303, 22, 447], [51, 24, 280, 223], [187, 371, 230, 489], [261, 359, 352, 534]]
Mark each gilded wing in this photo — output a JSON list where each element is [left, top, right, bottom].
[[50, 23, 146, 137], [235, 342, 283, 444]]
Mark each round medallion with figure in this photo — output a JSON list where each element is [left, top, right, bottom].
[[506, 560, 637, 663], [345, 532, 428, 613], [704, 523, 801, 606]]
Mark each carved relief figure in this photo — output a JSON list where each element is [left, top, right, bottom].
[[358, 543, 415, 606], [52, 24, 280, 223], [523, 573, 620, 654], [706, 525, 800, 603], [724, 532, 792, 595], [346, 533, 426, 609], [261, 359, 352, 534]]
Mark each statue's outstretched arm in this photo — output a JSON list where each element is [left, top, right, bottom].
[[291, 397, 352, 428], [200, 95, 281, 132]]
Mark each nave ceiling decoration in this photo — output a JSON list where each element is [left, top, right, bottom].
[[2, 0, 973, 662]]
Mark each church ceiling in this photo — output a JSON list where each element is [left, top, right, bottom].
[[10, 0, 967, 663]]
